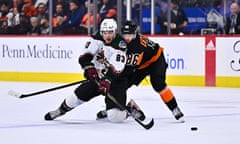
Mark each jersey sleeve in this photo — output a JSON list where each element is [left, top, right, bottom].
[[80, 37, 103, 56], [78, 38, 103, 67]]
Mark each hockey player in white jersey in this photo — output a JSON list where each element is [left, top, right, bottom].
[[44, 18, 141, 123]]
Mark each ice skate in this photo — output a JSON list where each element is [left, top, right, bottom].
[[126, 99, 146, 121], [96, 99, 146, 121], [45, 101, 72, 121], [172, 107, 185, 123], [44, 108, 66, 120], [96, 109, 107, 120]]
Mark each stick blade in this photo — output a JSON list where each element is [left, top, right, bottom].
[[8, 90, 22, 98], [144, 118, 154, 130], [135, 118, 154, 130]]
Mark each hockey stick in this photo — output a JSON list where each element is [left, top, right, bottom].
[[105, 92, 154, 130], [8, 80, 88, 98]]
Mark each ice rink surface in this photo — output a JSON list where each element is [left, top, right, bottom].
[[0, 81, 240, 144]]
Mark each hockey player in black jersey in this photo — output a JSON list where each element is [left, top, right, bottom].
[[44, 18, 144, 123], [97, 20, 184, 122]]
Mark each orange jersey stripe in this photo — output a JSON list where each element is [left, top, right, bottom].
[[136, 52, 144, 66], [137, 47, 164, 70]]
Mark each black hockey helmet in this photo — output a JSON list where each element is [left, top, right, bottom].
[[121, 20, 137, 34]]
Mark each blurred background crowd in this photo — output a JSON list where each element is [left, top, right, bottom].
[[0, 0, 239, 35]]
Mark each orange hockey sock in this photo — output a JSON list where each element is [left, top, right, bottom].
[[159, 87, 174, 103]]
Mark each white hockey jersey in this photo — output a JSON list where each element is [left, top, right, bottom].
[[80, 33, 127, 77]]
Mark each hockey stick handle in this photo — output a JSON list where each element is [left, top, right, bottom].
[[19, 80, 88, 98]]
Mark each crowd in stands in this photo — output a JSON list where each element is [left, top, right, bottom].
[[0, 0, 240, 35], [0, 0, 117, 35]]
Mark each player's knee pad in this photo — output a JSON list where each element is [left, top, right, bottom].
[[107, 108, 127, 123], [65, 93, 84, 108], [150, 77, 166, 92], [152, 84, 165, 92]]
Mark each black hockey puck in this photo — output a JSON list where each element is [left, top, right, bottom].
[[191, 127, 198, 131]]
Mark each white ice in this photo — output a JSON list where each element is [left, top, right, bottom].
[[0, 81, 240, 144]]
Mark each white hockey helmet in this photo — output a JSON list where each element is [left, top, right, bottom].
[[100, 18, 117, 34]]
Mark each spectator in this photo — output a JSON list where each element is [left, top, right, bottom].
[[36, 2, 48, 20], [39, 16, 49, 34], [0, 0, 13, 8], [0, 2, 9, 33], [225, 2, 240, 34], [80, 2, 100, 34], [12, 0, 22, 9], [52, 3, 66, 28], [10, 13, 31, 34], [21, 0, 38, 18], [98, 0, 117, 20], [7, 7, 20, 27], [34, 0, 48, 8], [29, 16, 41, 35], [54, 2, 66, 17], [157, 0, 188, 34], [53, 15, 65, 34], [63, 0, 85, 34], [53, 0, 69, 15]]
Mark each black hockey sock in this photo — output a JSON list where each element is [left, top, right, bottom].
[[59, 100, 73, 114], [166, 97, 178, 111]]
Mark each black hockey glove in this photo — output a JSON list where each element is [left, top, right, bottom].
[[83, 63, 98, 81], [98, 78, 111, 95]]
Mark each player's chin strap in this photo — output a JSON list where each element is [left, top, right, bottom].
[[95, 80, 154, 130]]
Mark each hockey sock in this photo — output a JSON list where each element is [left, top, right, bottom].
[[59, 100, 73, 113], [159, 87, 177, 111]]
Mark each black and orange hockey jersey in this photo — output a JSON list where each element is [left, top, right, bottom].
[[123, 33, 163, 75]]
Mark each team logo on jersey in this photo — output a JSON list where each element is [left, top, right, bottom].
[[119, 40, 127, 49], [96, 48, 108, 66], [96, 49, 105, 61]]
